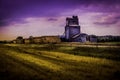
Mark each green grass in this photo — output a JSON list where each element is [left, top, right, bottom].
[[0, 43, 120, 80], [55, 46, 120, 61]]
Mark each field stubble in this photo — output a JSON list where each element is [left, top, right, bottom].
[[0, 43, 120, 80]]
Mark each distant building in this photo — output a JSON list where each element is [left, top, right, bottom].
[[41, 36, 61, 43], [13, 40, 17, 44], [28, 36, 61, 44], [24, 38, 30, 44], [15, 36, 61, 44]]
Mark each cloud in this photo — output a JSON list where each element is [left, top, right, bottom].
[[0, 0, 120, 27], [47, 18, 58, 21], [94, 13, 120, 25], [0, 20, 9, 27]]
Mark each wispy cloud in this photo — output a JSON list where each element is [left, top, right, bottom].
[[47, 18, 58, 21], [94, 13, 120, 25]]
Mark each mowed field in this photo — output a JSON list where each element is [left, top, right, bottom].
[[0, 43, 120, 80]]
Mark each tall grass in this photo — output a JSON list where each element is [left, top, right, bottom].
[[0, 44, 120, 80]]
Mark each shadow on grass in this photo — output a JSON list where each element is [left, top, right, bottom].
[[0, 51, 77, 80], [2, 44, 120, 61], [35, 44, 120, 61], [71, 47, 120, 61]]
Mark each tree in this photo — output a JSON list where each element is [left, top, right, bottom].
[[16, 36, 24, 44]]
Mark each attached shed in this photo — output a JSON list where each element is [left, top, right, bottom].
[[89, 35, 97, 42], [72, 33, 88, 42]]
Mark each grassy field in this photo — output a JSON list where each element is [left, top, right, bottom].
[[0, 43, 120, 80]]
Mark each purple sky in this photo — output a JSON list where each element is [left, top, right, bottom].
[[0, 0, 120, 40]]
